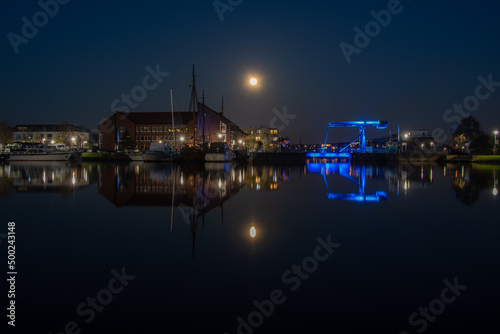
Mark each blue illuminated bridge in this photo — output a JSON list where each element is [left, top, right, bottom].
[[306, 120, 388, 159]]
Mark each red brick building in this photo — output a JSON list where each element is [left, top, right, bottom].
[[197, 102, 246, 148], [98, 104, 246, 151], [98, 111, 195, 151]]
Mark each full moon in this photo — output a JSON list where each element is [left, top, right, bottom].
[[250, 78, 257, 85]]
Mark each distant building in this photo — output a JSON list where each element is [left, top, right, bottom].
[[12, 124, 90, 149], [241, 126, 279, 151], [400, 130, 437, 152]]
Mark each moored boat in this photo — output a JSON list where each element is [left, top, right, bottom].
[[127, 150, 144, 161], [7, 148, 81, 162], [205, 142, 235, 162], [141, 142, 176, 162]]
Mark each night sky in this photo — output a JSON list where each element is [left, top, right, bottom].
[[1, 0, 500, 143]]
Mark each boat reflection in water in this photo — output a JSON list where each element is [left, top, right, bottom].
[[306, 163, 388, 202], [97, 162, 293, 254], [98, 163, 291, 209], [0, 162, 90, 197]]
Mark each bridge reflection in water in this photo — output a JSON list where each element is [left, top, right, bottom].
[[306, 163, 387, 202]]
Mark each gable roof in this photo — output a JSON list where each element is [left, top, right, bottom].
[[116, 111, 195, 125]]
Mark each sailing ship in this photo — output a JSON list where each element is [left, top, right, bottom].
[[180, 65, 206, 162]]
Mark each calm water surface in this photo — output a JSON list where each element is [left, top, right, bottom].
[[1, 161, 499, 333]]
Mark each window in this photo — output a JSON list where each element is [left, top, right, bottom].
[[147, 136, 151, 141], [147, 127, 151, 132], [140, 136, 144, 141], [47, 134, 52, 139], [120, 127, 124, 132], [136, 127, 139, 133]]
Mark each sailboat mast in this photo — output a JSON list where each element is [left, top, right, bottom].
[[170, 88, 175, 150], [202, 90, 205, 146], [192, 65, 197, 146]]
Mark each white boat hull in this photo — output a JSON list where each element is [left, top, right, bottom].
[[8, 152, 75, 162], [127, 153, 144, 161]]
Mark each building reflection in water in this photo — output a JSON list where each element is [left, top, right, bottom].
[[0, 162, 90, 197], [306, 163, 387, 202], [445, 163, 498, 206], [97, 162, 292, 255], [383, 163, 436, 196]]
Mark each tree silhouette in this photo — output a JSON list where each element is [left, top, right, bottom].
[[119, 129, 135, 150], [0, 121, 13, 147], [453, 116, 482, 143]]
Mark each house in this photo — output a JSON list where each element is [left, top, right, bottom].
[[12, 124, 90, 149], [241, 126, 279, 151], [197, 102, 247, 149]]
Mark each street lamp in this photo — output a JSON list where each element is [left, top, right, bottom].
[[494, 130, 499, 155]]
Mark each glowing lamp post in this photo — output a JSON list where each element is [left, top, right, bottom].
[[494, 131, 499, 155]]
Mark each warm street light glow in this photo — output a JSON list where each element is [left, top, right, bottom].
[[71, 137, 76, 141], [218, 133, 222, 138], [180, 137, 185, 141], [494, 131, 499, 155], [51, 140, 54, 144], [250, 226, 256, 238], [238, 140, 242, 144], [250, 78, 257, 85]]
